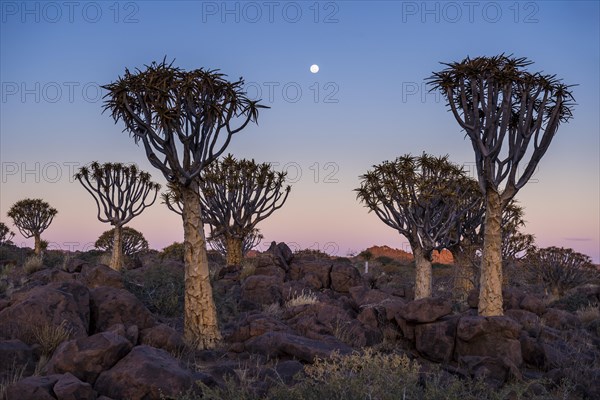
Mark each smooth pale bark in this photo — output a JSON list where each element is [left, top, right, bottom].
[[34, 234, 42, 256], [225, 236, 243, 265], [110, 225, 123, 271], [451, 246, 476, 301], [413, 246, 432, 299], [181, 184, 221, 349], [478, 189, 504, 316]]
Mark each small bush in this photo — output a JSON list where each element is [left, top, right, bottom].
[[577, 302, 600, 325], [124, 264, 184, 317], [240, 259, 257, 280], [31, 320, 72, 356], [285, 289, 318, 308], [375, 255, 394, 265], [262, 303, 283, 319], [23, 255, 44, 274], [160, 242, 185, 262]]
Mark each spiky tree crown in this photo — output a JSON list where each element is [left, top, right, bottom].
[[95, 226, 149, 256], [102, 59, 269, 186], [7, 199, 57, 238], [75, 162, 160, 226]]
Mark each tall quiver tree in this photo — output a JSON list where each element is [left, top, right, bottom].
[[7, 199, 57, 255], [356, 154, 477, 299], [102, 60, 267, 349], [75, 162, 160, 271], [429, 55, 575, 316]]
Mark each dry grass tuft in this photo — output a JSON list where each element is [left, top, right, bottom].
[[285, 289, 318, 308], [577, 302, 600, 325], [22, 255, 44, 274], [32, 320, 72, 356]]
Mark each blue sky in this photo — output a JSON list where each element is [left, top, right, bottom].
[[1, 1, 599, 262]]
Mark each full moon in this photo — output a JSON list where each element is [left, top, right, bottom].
[[310, 64, 319, 73]]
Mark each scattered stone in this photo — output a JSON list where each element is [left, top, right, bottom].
[[330, 264, 362, 293], [53, 372, 97, 400], [89, 286, 156, 333], [397, 297, 452, 323], [139, 324, 185, 353]]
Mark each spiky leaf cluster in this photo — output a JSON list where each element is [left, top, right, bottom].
[[102, 59, 268, 186], [0, 222, 15, 245], [7, 199, 57, 239], [75, 162, 160, 226], [428, 54, 575, 203], [526, 246, 597, 295], [95, 226, 149, 256], [208, 228, 263, 257], [356, 154, 477, 256]]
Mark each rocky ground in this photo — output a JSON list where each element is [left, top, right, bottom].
[[0, 243, 599, 399]]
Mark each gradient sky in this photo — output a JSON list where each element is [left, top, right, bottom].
[[1, 1, 599, 262]]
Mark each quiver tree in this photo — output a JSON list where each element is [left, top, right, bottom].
[[429, 55, 575, 315], [7, 199, 57, 255], [95, 226, 149, 256], [356, 154, 478, 299], [75, 162, 160, 271], [208, 228, 263, 260], [102, 59, 267, 349], [526, 246, 596, 298], [0, 222, 15, 246]]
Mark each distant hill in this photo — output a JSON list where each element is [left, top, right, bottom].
[[363, 245, 454, 265]]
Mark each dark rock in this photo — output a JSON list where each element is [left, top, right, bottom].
[[226, 314, 291, 344], [357, 307, 380, 329], [27, 268, 75, 285], [519, 333, 546, 368], [519, 294, 546, 315], [0, 281, 90, 342], [543, 308, 581, 330], [502, 288, 527, 310], [5, 374, 61, 400], [240, 275, 283, 306], [397, 297, 452, 323], [245, 331, 351, 362], [139, 324, 185, 353], [63, 258, 90, 273], [289, 260, 332, 289], [267, 242, 294, 271], [0, 339, 35, 380], [505, 309, 541, 337], [95, 345, 196, 400], [458, 355, 521, 388], [330, 264, 362, 293], [46, 331, 133, 384], [271, 360, 304, 384], [415, 316, 459, 363], [89, 286, 156, 333], [80, 264, 124, 289], [53, 372, 97, 400], [105, 323, 139, 345], [455, 316, 523, 367]]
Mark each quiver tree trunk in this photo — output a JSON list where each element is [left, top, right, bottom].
[[225, 236, 243, 265], [109, 225, 124, 271], [34, 234, 42, 256], [181, 183, 221, 349], [451, 245, 476, 301], [413, 246, 432, 299], [478, 189, 504, 316]]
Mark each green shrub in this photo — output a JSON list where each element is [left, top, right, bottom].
[[161, 242, 185, 262], [375, 255, 394, 265]]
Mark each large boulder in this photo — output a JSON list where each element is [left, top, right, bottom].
[[0, 281, 90, 342], [89, 286, 156, 333], [5, 374, 62, 400], [95, 345, 197, 400], [240, 275, 283, 306], [455, 316, 523, 367], [330, 264, 362, 293], [226, 313, 291, 344], [80, 264, 124, 289], [139, 324, 185, 353], [415, 316, 459, 362], [53, 372, 97, 400], [543, 308, 581, 330], [245, 331, 351, 362], [266, 242, 294, 271], [289, 260, 332, 289], [46, 331, 133, 384], [397, 297, 452, 323]]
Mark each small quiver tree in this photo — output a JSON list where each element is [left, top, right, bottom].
[[0, 222, 15, 246], [75, 162, 160, 271], [356, 154, 478, 299], [526, 246, 597, 298], [429, 55, 575, 315], [7, 199, 57, 255], [207, 228, 263, 260], [95, 226, 149, 256]]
